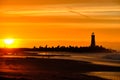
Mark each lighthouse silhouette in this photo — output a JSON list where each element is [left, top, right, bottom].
[[91, 32, 96, 47]]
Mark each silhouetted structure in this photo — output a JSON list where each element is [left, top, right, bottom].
[[0, 33, 117, 54], [91, 32, 96, 47]]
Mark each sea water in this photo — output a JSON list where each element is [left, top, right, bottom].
[[0, 52, 120, 80]]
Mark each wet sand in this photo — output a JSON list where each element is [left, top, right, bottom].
[[0, 58, 120, 80]]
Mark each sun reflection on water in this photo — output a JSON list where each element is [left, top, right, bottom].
[[87, 72, 120, 80]]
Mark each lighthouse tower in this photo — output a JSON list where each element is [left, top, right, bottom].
[[91, 32, 96, 47]]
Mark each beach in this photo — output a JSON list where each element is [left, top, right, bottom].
[[0, 57, 119, 80]]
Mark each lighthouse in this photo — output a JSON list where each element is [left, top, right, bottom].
[[91, 32, 96, 47]]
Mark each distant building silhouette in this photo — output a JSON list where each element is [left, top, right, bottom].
[[91, 32, 96, 47]]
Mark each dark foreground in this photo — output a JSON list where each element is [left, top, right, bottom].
[[0, 57, 120, 80]]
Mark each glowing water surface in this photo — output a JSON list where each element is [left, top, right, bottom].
[[0, 52, 120, 80]]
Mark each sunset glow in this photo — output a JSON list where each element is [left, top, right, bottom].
[[0, 0, 120, 50], [4, 39, 14, 45], [0, 1, 120, 80]]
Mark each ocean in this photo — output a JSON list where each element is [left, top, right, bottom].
[[0, 52, 120, 80]]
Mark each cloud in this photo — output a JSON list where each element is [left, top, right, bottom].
[[1, 1, 119, 24], [1, 15, 120, 23], [1, 0, 120, 6], [2, 8, 120, 23]]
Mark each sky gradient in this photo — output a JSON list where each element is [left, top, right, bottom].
[[0, 0, 120, 50]]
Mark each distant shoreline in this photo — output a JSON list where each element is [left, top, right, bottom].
[[0, 45, 117, 54]]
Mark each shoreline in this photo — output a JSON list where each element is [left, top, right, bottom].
[[0, 58, 120, 80]]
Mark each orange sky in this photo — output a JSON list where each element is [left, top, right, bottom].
[[0, 0, 120, 49]]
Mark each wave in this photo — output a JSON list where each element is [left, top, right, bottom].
[[103, 53, 120, 61]]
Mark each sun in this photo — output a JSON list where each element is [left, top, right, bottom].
[[4, 39, 14, 45]]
